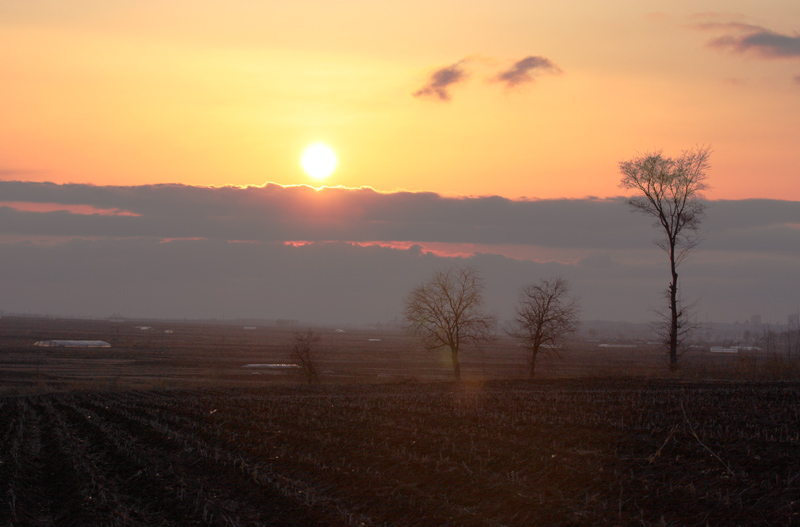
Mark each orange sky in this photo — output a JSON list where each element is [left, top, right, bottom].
[[1, 1, 799, 200]]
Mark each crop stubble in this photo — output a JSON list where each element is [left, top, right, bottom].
[[1, 380, 799, 526]]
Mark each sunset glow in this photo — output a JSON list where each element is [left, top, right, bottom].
[[1, 2, 798, 326], [1, 2, 798, 200]]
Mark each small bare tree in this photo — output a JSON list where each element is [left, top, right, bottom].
[[783, 318, 800, 359], [508, 277, 579, 379], [619, 145, 711, 371], [758, 325, 779, 355], [290, 329, 321, 384], [403, 266, 495, 381]]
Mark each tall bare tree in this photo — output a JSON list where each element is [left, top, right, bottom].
[[403, 266, 495, 381], [290, 329, 321, 384], [619, 146, 711, 371], [508, 277, 580, 379]]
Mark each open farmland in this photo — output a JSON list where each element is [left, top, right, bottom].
[[2, 317, 800, 525], [2, 380, 800, 526], [0, 315, 779, 394], [0, 315, 652, 393]]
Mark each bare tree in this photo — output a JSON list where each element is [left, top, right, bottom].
[[619, 146, 711, 371], [758, 325, 779, 355], [290, 329, 321, 384], [403, 266, 495, 381], [508, 277, 580, 379]]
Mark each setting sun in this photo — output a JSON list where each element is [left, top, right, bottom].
[[301, 143, 337, 181]]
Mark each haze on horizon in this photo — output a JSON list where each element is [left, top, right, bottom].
[[0, 2, 798, 327]]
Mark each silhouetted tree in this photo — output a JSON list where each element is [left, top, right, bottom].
[[290, 329, 321, 384], [619, 146, 711, 371], [403, 266, 495, 381], [758, 325, 779, 355], [784, 316, 800, 358], [508, 277, 579, 378]]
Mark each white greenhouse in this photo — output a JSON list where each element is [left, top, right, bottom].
[[33, 340, 112, 348]]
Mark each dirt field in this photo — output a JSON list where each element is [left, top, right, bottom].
[[2, 316, 799, 526], [2, 380, 799, 526]]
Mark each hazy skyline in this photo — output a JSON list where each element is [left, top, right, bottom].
[[1, 2, 798, 326]]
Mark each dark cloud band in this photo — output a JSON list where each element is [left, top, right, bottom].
[[0, 181, 797, 324], [0, 181, 797, 254]]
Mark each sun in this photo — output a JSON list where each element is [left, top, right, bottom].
[[301, 143, 337, 181]]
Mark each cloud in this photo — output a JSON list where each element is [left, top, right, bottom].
[[0, 182, 658, 249], [0, 182, 797, 324], [701, 22, 800, 58], [414, 54, 563, 100], [413, 60, 469, 101], [0, 182, 798, 255], [495, 56, 561, 87]]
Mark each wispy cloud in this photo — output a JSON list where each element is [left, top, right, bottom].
[[413, 60, 469, 101], [495, 56, 561, 88], [700, 21, 800, 58], [414, 54, 562, 100]]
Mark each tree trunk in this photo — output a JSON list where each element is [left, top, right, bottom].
[[669, 256, 679, 372], [529, 347, 539, 379], [450, 347, 461, 381]]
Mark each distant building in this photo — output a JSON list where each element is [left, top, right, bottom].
[[33, 340, 111, 348], [241, 364, 299, 370], [788, 314, 799, 327], [710, 346, 738, 354], [750, 314, 762, 326]]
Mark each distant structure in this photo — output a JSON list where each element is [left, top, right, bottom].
[[241, 364, 299, 371], [710, 346, 739, 354], [33, 340, 111, 348], [788, 314, 799, 327], [750, 314, 762, 326]]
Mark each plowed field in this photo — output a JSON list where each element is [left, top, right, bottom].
[[2, 380, 799, 526]]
